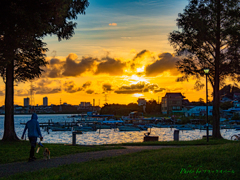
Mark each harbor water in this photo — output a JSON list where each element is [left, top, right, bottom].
[[0, 114, 238, 145]]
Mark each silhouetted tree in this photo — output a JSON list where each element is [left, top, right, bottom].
[[169, 0, 240, 138], [145, 100, 159, 114], [220, 101, 232, 110], [219, 84, 240, 98], [0, 0, 89, 141]]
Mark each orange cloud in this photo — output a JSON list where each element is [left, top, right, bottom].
[[114, 81, 161, 94], [62, 55, 96, 77], [109, 23, 117, 26], [95, 57, 126, 76], [145, 53, 180, 77]]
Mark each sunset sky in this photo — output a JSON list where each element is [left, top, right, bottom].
[[0, 0, 215, 106]]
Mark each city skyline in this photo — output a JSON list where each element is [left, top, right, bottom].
[[1, 0, 231, 106]]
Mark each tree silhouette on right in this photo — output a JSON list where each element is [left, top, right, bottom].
[[169, 0, 240, 138]]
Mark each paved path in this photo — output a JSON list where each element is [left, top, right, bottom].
[[0, 146, 178, 178]]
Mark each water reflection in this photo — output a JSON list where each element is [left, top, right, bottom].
[[0, 114, 238, 145]]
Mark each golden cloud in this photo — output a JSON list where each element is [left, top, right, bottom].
[[145, 53, 180, 77], [95, 57, 126, 76], [109, 23, 117, 26]]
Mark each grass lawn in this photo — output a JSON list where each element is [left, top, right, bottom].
[[1, 141, 239, 180], [0, 140, 124, 164], [107, 137, 240, 146]]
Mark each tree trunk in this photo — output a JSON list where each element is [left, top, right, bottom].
[[212, 0, 222, 139], [2, 50, 19, 141]]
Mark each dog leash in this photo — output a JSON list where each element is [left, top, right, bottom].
[[36, 140, 44, 153]]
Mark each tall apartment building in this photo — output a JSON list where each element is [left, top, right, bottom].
[[161, 93, 185, 114], [43, 97, 48, 106], [24, 97, 30, 107]]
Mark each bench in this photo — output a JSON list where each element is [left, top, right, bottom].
[[144, 136, 159, 142]]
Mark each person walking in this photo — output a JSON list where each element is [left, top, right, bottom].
[[21, 113, 43, 162]]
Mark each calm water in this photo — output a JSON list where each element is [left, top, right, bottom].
[[0, 114, 238, 145]]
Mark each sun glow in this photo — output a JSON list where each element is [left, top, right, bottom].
[[133, 93, 144, 97], [129, 75, 149, 85], [136, 66, 145, 72]]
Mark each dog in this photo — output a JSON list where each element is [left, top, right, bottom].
[[43, 148, 50, 160]]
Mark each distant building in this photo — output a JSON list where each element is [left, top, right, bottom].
[[79, 102, 92, 107], [185, 106, 213, 117], [137, 98, 147, 113], [77, 102, 101, 112], [161, 93, 185, 114], [137, 98, 146, 106], [24, 97, 30, 107], [43, 97, 48, 106]]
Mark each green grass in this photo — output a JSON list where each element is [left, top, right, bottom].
[[2, 142, 240, 180], [105, 137, 240, 146], [1, 138, 237, 164], [0, 140, 124, 164]]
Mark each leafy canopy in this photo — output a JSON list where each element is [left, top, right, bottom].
[[169, 0, 240, 89], [0, 0, 89, 82]]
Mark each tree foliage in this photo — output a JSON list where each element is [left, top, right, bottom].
[[0, 0, 89, 141], [100, 103, 143, 116], [169, 0, 240, 138]]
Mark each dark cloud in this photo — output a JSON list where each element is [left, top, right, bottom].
[[49, 58, 61, 65], [62, 55, 96, 77], [130, 50, 151, 71], [35, 88, 61, 94], [48, 67, 62, 78], [102, 83, 113, 92], [15, 90, 29, 96], [63, 81, 82, 93], [62, 81, 92, 93], [114, 89, 143, 94], [133, 50, 149, 61], [27, 79, 62, 95], [114, 82, 159, 94], [148, 84, 159, 91], [95, 57, 126, 76], [154, 88, 166, 93], [42, 57, 64, 78], [82, 81, 92, 89], [37, 79, 52, 87], [86, 89, 94, 94], [145, 53, 180, 76]]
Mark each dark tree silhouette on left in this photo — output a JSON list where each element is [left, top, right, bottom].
[[0, 0, 89, 141]]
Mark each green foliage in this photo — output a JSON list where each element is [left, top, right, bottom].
[[231, 114, 240, 120], [0, 0, 89, 141], [100, 103, 142, 116], [0, 0, 90, 82], [100, 100, 161, 116], [145, 100, 161, 114], [220, 101, 233, 110], [169, 0, 240, 86], [179, 116, 191, 124], [169, 0, 240, 138], [219, 84, 240, 99]]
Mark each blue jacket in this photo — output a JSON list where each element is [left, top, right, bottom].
[[22, 113, 42, 138]]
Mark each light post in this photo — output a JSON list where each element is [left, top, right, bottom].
[[204, 68, 209, 142]]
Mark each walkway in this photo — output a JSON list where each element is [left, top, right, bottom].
[[0, 146, 178, 178]]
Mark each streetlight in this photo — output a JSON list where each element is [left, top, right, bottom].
[[204, 68, 209, 142]]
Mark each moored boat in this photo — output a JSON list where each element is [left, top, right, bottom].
[[118, 125, 141, 131], [73, 125, 97, 132], [51, 126, 72, 131]]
